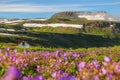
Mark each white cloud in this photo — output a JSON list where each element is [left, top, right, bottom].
[[69, 2, 120, 7], [0, 0, 20, 3], [0, 2, 119, 12], [0, 4, 95, 12]]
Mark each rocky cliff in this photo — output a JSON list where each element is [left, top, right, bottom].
[[51, 11, 120, 22]]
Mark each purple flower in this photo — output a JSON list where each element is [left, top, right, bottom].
[[72, 53, 77, 58], [55, 50, 60, 57], [92, 60, 100, 68], [92, 60, 98, 64], [34, 75, 44, 80], [6, 66, 21, 79], [24, 63, 28, 67], [78, 62, 85, 71], [104, 56, 111, 62], [5, 47, 9, 51], [58, 70, 63, 74], [94, 63, 100, 68], [5, 51, 9, 56], [51, 63, 55, 67], [62, 72, 68, 77], [52, 72, 57, 78], [38, 76, 44, 80], [23, 50, 28, 54], [44, 52, 50, 57], [23, 76, 29, 80], [10, 56, 16, 62], [101, 68, 107, 75], [15, 59, 20, 64], [55, 77, 62, 80], [93, 75, 99, 80], [115, 65, 120, 73], [37, 65, 42, 72], [13, 49, 17, 53], [64, 57, 68, 60], [116, 65, 120, 70], [34, 57, 38, 62], [63, 52, 67, 57], [86, 64, 90, 69], [66, 76, 77, 80], [107, 74, 113, 80], [55, 73, 71, 80], [56, 76, 76, 80], [102, 62, 108, 66]]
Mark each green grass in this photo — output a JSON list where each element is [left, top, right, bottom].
[[0, 19, 120, 50], [0, 30, 120, 49]]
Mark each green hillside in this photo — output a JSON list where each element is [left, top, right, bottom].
[[0, 26, 120, 49], [0, 18, 120, 50]]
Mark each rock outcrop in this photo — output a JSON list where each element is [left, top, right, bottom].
[[51, 11, 120, 22]]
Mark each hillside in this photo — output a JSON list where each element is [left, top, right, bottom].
[[51, 11, 120, 22], [0, 12, 120, 49], [1, 25, 120, 49]]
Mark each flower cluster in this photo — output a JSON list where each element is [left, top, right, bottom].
[[0, 48, 120, 80]]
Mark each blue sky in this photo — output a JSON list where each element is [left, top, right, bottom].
[[0, 0, 120, 18]]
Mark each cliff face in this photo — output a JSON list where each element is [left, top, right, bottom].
[[51, 12, 81, 20], [51, 11, 119, 22]]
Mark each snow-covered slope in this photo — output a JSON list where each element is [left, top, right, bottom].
[[77, 12, 113, 21], [23, 23, 83, 28]]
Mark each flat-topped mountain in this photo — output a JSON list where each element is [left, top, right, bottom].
[[51, 11, 120, 22]]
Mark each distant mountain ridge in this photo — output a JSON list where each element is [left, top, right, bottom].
[[51, 11, 120, 22]]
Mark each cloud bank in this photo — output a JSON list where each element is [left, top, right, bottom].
[[0, 1, 120, 12]]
